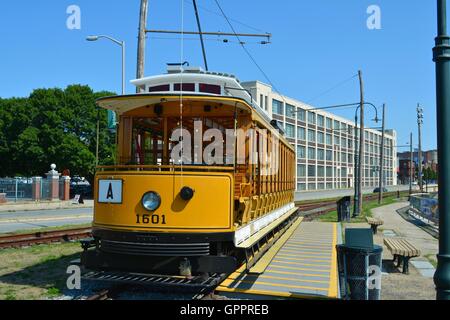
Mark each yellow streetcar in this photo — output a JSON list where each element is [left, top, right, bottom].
[[81, 65, 297, 281]]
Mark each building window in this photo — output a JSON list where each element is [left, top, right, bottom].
[[318, 183, 325, 190], [297, 146, 306, 159], [297, 164, 306, 177], [326, 118, 333, 129], [297, 109, 306, 121], [286, 124, 295, 138], [334, 120, 340, 130], [326, 166, 333, 177], [308, 165, 316, 177], [308, 147, 316, 160], [308, 129, 316, 142], [317, 149, 325, 160], [342, 167, 348, 177], [318, 132, 325, 144], [326, 134, 332, 145], [317, 115, 325, 127], [308, 183, 317, 190], [326, 150, 333, 161], [326, 183, 333, 189], [318, 166, 325, 177], [272, 99, 284, 115], [286, 104, 296, 118], [265, 96, 268, 111], [308, 112, 316, 124], [335, 136, 340, 146], [298, 127, 306, 140], [297, 183, 306, 191], [260, 94, 264, 109]]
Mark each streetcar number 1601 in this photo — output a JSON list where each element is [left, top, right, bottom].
[[136, 214, 167, 225]]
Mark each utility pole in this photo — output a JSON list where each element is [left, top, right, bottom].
[[356, 70, 365, 216], [353, 113, 359, 215], [433, 0, 450, 300], [378, 103, 386, 204], [417, 104, 424, 192], [136, 0, 149, 92], [409, 132, 413, 195]]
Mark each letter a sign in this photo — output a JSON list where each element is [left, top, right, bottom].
[[98, 180, 122, 203]]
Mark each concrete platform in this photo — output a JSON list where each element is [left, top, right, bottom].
[[216, 221, 340, 299]]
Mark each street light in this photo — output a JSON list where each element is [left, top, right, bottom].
[[86, 34, 126, 166], [86, 35, 126, 95], [433, 0, 450, 300]]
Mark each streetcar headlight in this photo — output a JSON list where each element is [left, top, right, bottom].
[[141, 192, 161, 211]]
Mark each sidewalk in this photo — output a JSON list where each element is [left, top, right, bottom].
[[372, 201, 438, 300], [0, 200, 94, 213]]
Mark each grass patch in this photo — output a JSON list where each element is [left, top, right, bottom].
[[317, 196, 399, 223], [0, 242, 82, 300]]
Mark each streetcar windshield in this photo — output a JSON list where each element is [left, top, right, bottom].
[[121, 116, 236, 166]]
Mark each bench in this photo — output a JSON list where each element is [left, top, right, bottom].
[[384, 238, 421, 274], [366, 217, 384, 234]]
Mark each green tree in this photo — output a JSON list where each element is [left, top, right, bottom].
[[0, 85, 116, 183]]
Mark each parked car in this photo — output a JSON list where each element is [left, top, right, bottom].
[[373, 187, 388, 193]]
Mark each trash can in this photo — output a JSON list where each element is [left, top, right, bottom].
[[337, 228, 383, 300], [337, 196, 351, 222]]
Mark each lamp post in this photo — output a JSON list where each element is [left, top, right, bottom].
[[87, 35, 125, 95], [86, 35, 125, 167], [433, 0, 450, 300]]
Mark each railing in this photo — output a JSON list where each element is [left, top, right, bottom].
[[409, 193, 439, 222], [0, 178, 33, 201]]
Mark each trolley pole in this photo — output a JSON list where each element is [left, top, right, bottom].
[[417, 104, 424, 193], [433, 0, 450, 300], [378, 104, 386, 204]]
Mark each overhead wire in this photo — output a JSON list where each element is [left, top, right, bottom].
[[213, 0, 288, 107]]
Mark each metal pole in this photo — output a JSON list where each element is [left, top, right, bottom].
[[136, 0, 149, 92], [192, 0, 208, 71], [409, 133, 413, 195], [378, 104, 386, 204], [122, 41, 126, 95], [15, 178, 18, 203], [357, 70, 365, 216], [433, 0, 450, 300], [96, 108, 100, 167], [353, 112, 359, 216], [417, 104, 424, 192]]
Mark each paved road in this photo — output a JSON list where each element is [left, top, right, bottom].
[[294, 185, 417, 202], [0, 208, 93, 234]]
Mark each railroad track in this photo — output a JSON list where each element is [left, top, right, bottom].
[[296, 191, 409, 221], [0, 227, 92, 249]]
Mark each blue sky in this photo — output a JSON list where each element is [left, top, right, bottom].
[[0, 1, 440, 150]]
